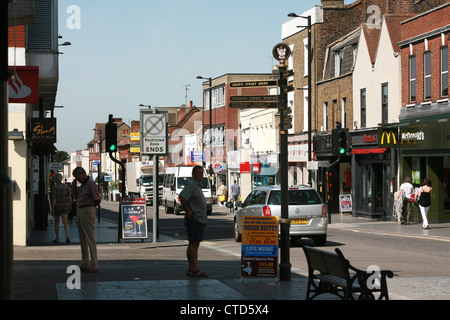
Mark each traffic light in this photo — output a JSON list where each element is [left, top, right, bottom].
[[332, 127, 349, 156], [105, 120, 117, 152], [278, 106, 292, 131]]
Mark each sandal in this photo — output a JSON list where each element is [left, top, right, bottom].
[[186, 269, 193, 276], [190, 270, 209, 277], [52, 239, 60, 243]]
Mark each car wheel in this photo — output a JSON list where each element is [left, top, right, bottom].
[[311, 235, 327, 246], [234, 219, 241, 242]]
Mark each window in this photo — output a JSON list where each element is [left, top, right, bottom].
[[381, 83, 388, 124], [409, 55, 416, 102], [323, 102, 328, 131], [424, 51, 431, 100], [360, 89, 366, 127], [341, 98, 347, 128], [334, 51, 342, 77], [442, 46, 448, 97]]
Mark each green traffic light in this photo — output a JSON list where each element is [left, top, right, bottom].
[[339, 148, 345, 155], [110, 145, 116, 152]]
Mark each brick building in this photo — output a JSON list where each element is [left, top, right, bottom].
[[282, 0, 449, 214], [396, 2, 450, 222], [199, 73, 276, 194]]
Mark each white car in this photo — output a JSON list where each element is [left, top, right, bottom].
[[234, 185, 328, 246]]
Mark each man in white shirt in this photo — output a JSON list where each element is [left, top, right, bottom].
[[399, 177, 414, 225]]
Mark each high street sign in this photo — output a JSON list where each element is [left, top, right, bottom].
[[229, 101, 278, 109], [230, 80, 278, 88], [230, 95, 278, 102]]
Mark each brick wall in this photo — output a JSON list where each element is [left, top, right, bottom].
[[400, 3, 450, 106]]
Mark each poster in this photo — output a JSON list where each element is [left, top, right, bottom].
[[120, 198, 148, 241], [339, 194, 352, 213], [241, 216, 278, 278]]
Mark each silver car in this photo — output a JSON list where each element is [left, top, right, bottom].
[[234, 185, 328, 246]]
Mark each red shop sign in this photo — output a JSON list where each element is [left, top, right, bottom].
[[8, 66, 39, 104]]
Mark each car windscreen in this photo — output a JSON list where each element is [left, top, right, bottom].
[[177, 177, 210, 189], [267, 190, 322, 205]]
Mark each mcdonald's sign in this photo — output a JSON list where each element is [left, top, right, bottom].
[[378, 128, 398, 148]]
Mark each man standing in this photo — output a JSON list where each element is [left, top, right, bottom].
[[230, 179, 240, 210], [72, 167, 102, 272], [179, 166, 209, 277], [399, 177, 414, 225]]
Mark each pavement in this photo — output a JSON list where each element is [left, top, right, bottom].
[[11, 201, 450, 305]]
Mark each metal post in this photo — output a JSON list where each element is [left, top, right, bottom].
[[0, 0, 13, 299], [307, 16, 312, 186], [209, 78, 213, 188], [98, 131, 101, 222], [278, 62, 291, 281], [153, 154, 159, 243]]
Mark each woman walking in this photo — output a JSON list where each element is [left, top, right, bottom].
[[51, 173, 73, 243], [418, 178, 432, 230]]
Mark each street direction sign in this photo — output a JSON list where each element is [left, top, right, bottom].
[[229, 101, 278, 109], [230, 80, 277, 88], [140, 110, 168, 155], [230, 95, 278, 102]]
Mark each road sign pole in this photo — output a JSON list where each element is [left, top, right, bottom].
[[273, 43, 292, 282]]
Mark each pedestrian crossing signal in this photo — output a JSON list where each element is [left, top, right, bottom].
[[105, 120, 117, 153]]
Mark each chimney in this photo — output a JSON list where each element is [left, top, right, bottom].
[[321, 0, 345, 7], [190, 100, 193, 110]]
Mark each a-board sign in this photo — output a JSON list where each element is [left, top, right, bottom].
[[120, 198, 148, 241], [339, 194, 352, 213], [241, 216, 278, 278]]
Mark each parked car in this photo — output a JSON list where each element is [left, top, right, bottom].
[[234, 185, 328, 246]]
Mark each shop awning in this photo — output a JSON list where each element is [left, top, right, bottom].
[[352, 148, 387, 154]]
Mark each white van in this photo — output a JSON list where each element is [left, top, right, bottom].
[[162, 166, 213, 215]]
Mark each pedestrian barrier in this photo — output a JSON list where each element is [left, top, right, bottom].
[[301, 244, 394, 300]]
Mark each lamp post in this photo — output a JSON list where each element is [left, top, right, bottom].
[[287, 13, 312, 186], [93, 128, 102, 222], [196, 76, 213, 185]]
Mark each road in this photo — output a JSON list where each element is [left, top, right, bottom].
[[101, 201, 450, 280]]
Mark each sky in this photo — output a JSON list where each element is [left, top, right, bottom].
[[55, 0, 352, 154]]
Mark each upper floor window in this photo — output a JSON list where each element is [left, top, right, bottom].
[[424, 51, 431, 100], [409, 55, 416, 102], [360, 88, 366, 128], [442, 46, 448, 97], [204, 86, 225, 110], [381, 83, 388, 124]]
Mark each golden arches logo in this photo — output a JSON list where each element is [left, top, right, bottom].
[[381, 131, 397, 145]]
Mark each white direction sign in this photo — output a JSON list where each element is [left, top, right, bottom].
[[140, 111, 168, 155]]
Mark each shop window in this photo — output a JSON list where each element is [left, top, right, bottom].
[[444, 157, 450, 210]]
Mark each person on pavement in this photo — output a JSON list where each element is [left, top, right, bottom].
[[72, 167, 102, 273], [418, 178, 432, 230], [179, 165, 209, 277], [51, 173, 72, 244], [398, 177, 414, 225]]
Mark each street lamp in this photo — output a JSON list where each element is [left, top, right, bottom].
[[93, 128, 102, 222], [287, 13, 313, 186], [196, 76, 213, 184]]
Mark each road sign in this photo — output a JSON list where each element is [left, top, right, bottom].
[[140, 110, 168, 155], [230, 80, 277, 88], [230, 95, 278, 102], [229, 101, 278, 109]]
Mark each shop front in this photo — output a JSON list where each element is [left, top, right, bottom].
[[397, 118, 450, 223], [351, 128, 397, 219]]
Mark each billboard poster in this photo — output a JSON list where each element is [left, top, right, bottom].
[[120, 198, 148, 241], [241, 216, 278, 278]]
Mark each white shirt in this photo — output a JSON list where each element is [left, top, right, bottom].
[[400, 182, 414, 199]]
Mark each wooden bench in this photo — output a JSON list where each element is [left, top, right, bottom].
[[301, 244, 394, 300]]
